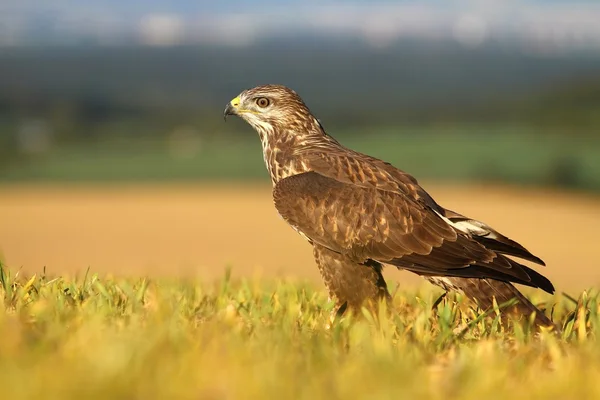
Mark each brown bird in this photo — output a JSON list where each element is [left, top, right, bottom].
[[224, 84, 555, 328]]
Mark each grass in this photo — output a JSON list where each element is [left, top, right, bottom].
[[1, 262, 600, 399]]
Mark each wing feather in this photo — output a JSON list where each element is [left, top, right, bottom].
[[273, 168, 554, 294]]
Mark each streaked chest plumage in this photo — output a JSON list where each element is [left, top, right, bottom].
[[258, 131, 311, 185]]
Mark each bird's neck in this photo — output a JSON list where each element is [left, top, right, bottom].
[[257, 124, 339, 185], [258, 129, 308, 185]]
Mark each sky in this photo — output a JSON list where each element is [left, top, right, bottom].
[[1, 0, 600, 50]]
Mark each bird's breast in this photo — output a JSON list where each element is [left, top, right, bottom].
[[264, 148, 311, 184]]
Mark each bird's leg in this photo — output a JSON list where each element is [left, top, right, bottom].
[[325, 300, 347, 330], [313, 244, 391, 325], [335, 301, 348, 318]]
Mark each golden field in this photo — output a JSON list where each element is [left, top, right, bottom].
[[2, 183, 600, 399], [1, 182, 599, 292]]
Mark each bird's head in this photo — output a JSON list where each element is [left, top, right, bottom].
[[224, 84, 321, 137]]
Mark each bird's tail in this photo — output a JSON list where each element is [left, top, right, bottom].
[[442, 277, 558, 330]]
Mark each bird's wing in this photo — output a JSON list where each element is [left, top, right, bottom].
[[439, 208, 545, 265], [273, 153, 553, 293], [295, 147, 547, 266]]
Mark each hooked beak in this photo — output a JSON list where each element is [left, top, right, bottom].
[[223, 96, 241, 121]]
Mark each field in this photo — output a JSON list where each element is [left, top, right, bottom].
[[1, 183, 600, 289], [1, 183, 600, 399], [4, 130, 600, 191], [1, 263, 600, 399]]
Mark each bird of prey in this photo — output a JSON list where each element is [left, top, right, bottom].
[[224, 84, 555, 328]]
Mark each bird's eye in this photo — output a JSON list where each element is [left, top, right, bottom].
[[256, 97, 270, 108]]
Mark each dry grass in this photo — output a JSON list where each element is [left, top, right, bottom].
[[2, 183, 600, 398]]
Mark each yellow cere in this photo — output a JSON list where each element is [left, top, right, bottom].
[[229, 95, 260, 115]]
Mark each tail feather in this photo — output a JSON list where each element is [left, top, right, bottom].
[[473, 236, 545, 266], [428, 276, 557, 330]]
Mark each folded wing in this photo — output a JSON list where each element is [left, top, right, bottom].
[[273, 169, 554, 294]]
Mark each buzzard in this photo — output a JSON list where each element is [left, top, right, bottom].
[[224, 84, 555, 328]]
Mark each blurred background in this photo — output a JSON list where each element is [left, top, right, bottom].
[[1, 0, 599, 290]]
